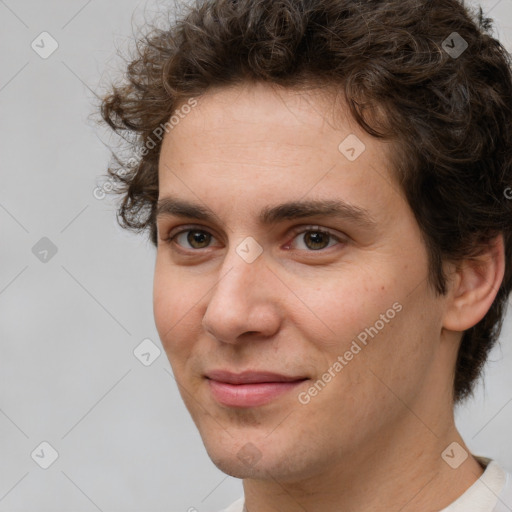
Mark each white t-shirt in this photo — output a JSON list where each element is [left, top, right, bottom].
[[219, 457, 512, 512]]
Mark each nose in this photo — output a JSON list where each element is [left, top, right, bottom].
[[201, 244, 281, 344]]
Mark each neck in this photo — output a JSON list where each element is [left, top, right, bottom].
[[241, 414, 484, 512]]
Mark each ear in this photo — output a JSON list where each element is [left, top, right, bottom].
[[442, 234, 505, 332]]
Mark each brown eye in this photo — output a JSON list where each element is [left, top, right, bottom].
[[288, 227, 343, 251], [182, 230, 212, 249], [302, 231, 331, 250]]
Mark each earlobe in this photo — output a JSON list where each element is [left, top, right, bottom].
[[442, 234, 505, 332]]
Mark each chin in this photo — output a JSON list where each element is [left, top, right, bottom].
[[199, 431, 269, 477], [210, 456, 265, 479], [203, 437, 303, 482]]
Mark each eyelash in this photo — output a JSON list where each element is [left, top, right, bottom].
[[161, 225, 346, 253]]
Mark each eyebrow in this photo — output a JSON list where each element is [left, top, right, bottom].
[[156, 196, 377, 229]]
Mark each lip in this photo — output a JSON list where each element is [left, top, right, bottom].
[[205, 370, 307, 384], [205, 370, 308, 407]]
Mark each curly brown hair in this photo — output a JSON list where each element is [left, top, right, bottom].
[[98, 0, 512, 404]]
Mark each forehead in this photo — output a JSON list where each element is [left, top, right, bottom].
[[157, 82, 404, 224], [163, 82, 366, 152]]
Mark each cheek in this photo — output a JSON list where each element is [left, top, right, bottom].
[[296, 270, 396, 345], [152, 263, 201, 353], [153, 267, 173, 336], [346, 286, 441, 405], [299, 262, 430, 378]]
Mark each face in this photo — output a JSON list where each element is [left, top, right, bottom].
[[153, 82, 451, 483]]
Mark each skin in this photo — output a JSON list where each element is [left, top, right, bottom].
[[153, 81, 504, 512]]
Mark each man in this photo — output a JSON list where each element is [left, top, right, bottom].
[[99, 0, 512, 510]]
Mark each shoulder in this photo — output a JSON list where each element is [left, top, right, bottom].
[[493, 463, 512, 512], [440, 457, 512, 512], [476, 457, 512, 511]]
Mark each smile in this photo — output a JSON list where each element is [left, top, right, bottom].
[[207, 379, 308, 407], [204, 370, 310, 407]]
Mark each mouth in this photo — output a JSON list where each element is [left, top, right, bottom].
[[205, 370, 309, 407]]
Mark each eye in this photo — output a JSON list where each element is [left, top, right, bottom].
[[286, 226, 345, 251], [161, 225, 345, 253], [163, 227, 219, 250]]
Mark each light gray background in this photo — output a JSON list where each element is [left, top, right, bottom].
[[1, 0, 511, 511]]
